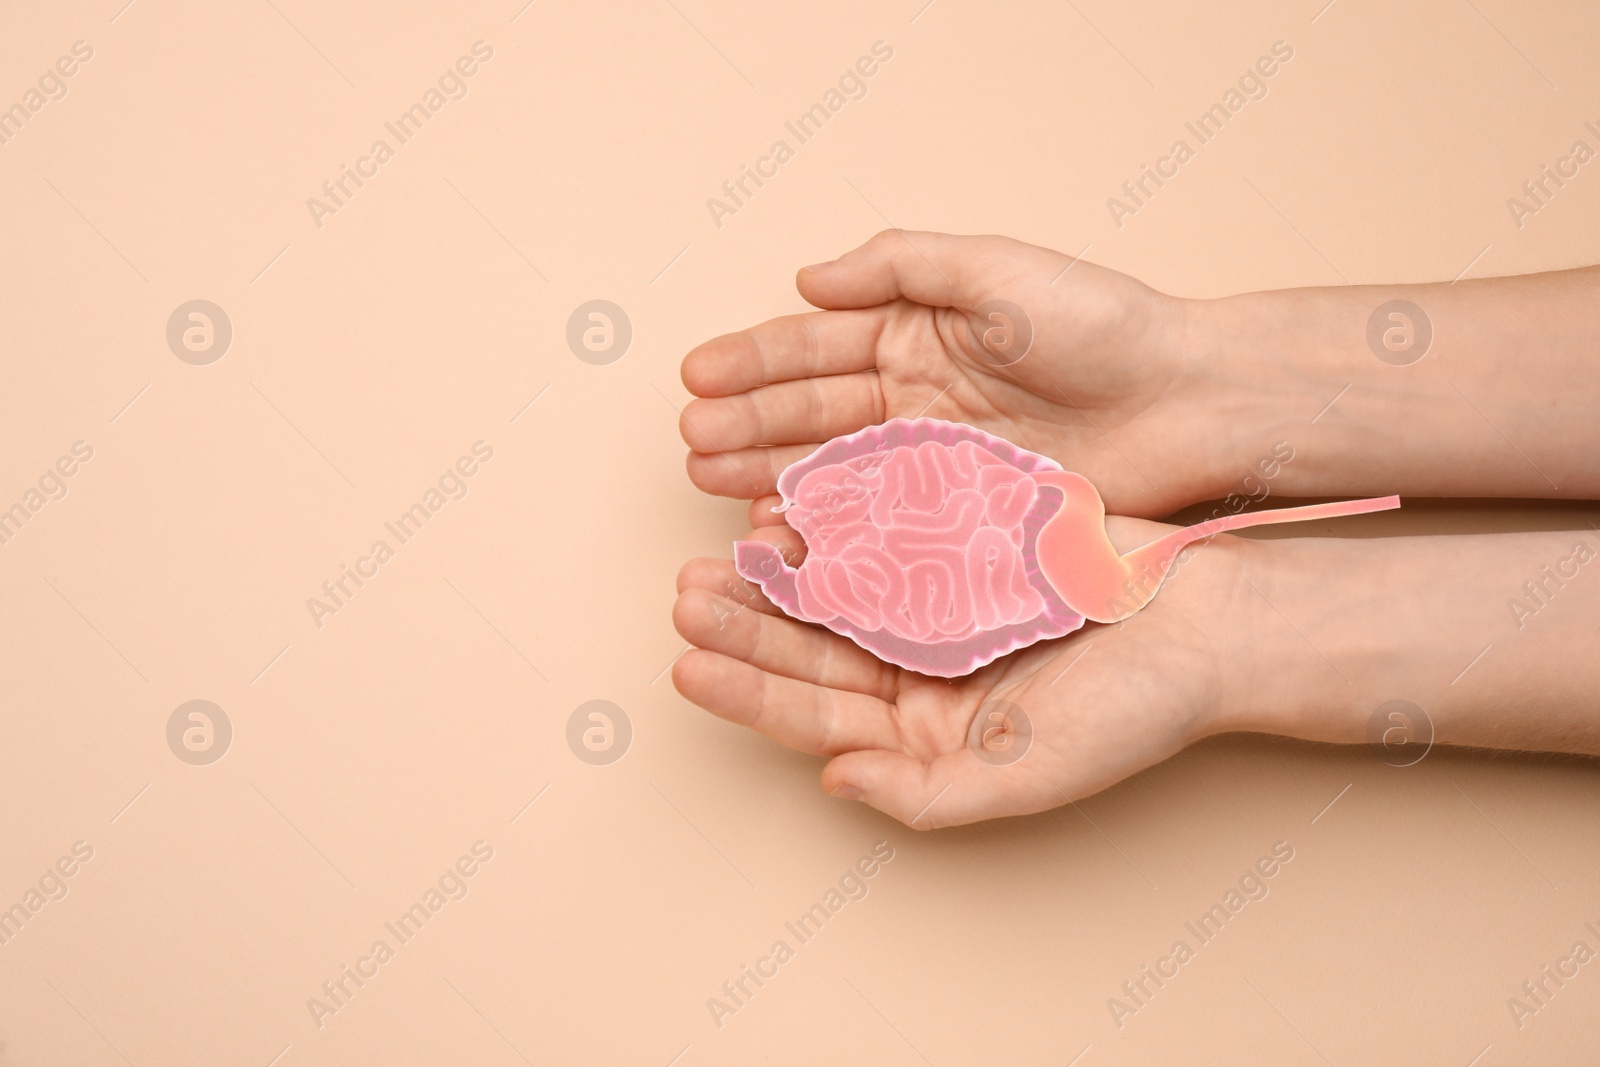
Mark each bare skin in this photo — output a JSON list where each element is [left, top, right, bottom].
[[679, 231, 1204, 517], [673, 517, 1243, 828], [674, 524, 1600, 828], [681, 231, 1600, 515], [674, 231, 1600, 828]]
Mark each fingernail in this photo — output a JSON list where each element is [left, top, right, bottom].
[[803, 260, 835, 273], [831, 783, 864, 801]]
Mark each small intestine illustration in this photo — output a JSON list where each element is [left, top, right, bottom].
[[734, 418, 1400, 678]]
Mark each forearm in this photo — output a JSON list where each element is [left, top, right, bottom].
[[1184, 267, 1600, 500], [1219, 530, 1600, 755]]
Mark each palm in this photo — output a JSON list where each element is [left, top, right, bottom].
[[681, 233, 1207, 517], [675, 232, 1244, 825], [871, 297, 1188, 515], [672, 519, 1238, 827]]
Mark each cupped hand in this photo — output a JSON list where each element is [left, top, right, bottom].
[[679, 230, 1243, 518], [670, 516, 1266, 828]]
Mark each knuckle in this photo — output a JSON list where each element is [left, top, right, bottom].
[[797, 315, 821, 376], [870, 227, 900, 247], [670, 591, 703, 637]]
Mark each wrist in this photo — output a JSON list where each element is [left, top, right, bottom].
[[1198, 528, 1600, 754], [1226, 534, 1372, 741], [1184, 280, 1597, 501], [1196, 532, 1390, 744], [1167, 293, 1338, 503], [1142, 530, 1315, 742]]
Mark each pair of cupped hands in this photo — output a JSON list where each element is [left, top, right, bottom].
[[672, 231, 1365, 828]]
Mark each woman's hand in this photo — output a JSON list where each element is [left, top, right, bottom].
[[683, 235, 1600, 515], [674, 517, 1600, 827], [679, 230, 1258, 519], [671, 517, 1267, 828]]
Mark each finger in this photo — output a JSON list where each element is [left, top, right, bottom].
[[680, 371, 883, 452], [685, 443, 820, 498], [673, 587, 896, 701], [672, 649, 902, 756], [797, 230, 1066, 311], [675, 532, 808, 611], [676, 557, 785, 617], [821, 748, 1044, 829], [746, 524, 806, 567], [681, 309, 888, 398], [747, 495, 788, 528]]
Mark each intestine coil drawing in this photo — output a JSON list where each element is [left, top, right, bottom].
[[733, 418, 1400, 678]]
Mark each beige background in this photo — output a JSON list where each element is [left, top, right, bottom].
[[2, 0, 1598, 1063]]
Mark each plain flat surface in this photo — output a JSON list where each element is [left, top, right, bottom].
[[1, 1, 1598, 1064]]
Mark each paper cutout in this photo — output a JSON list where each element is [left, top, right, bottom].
[[734, 418, 1400, 678]]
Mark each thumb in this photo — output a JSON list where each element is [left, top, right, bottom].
[[796, 230, 1067, 311], [822, 748, 1022, 829]]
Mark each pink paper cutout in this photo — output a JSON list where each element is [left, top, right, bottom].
[[734, 418, 1400, 677]]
